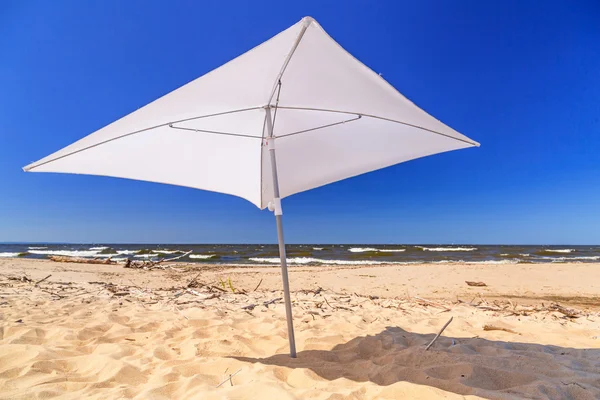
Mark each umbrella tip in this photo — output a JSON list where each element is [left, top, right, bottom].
[[302, 16, 316, 25]]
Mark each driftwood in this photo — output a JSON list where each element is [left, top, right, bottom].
[[483, 324, 520, 335], [425, 316, 453, 351], [124, 250, 193, 270], [466, 281, 487, 287], [414, 296, 451, 311], [49, 256, 116, 265], [549, 303, 580, 318]]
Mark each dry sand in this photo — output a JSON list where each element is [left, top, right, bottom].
[[1, 258, 599, 399]]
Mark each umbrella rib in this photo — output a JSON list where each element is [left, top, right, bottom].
[[24, 107, 263, 171], [275, 106, 479, 146], [167, 125, 261, 139], [267, 18, 311, 106], [276, 115, 362, 139]]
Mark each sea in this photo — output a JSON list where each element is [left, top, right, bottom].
[[0, 244, 599, 265]]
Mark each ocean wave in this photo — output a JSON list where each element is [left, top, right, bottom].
[[313, 247, 324, 251], [348, 248, 405, 253], [545, 256, 600, 262], [28, 250, 101, 257], [542, 249, 574, 253], [89, 246, 108, 250], [0, 252, 21, 257], [155, 250, 182, 254], [348, 248, 379, 253], [419, 247, 477, 252], [134, 254, 158, 258], [248, 257, 409, 265], [189, 254, 216, 259], [28, 246, 47, 250], [117, 250, 137, 255]]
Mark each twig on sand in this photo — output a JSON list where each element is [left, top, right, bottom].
[[185, 288, 219, 300], [35, 274, 52, 286], [216, 369, 241, 388], [414, 296, 451, 311], [465, 281, 487, 287], [241, 297, 282, 311], [425, 317, 453, 351], [187, 272, 202, 288], [483, 325, 521, 335], [253, 278, 263, 292]]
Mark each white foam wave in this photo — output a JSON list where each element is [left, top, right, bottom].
[[313, 247, 324, 251], [249, 257, 406, 265], [348, 247, 379, 253], [155, 250, 181, 254], [117, 250, 136, 255], [348, 247, 405, 253], [0, 252, 20, 257], [28, 250, 100, 257], [419, 247, 477, 252], [189, 254, 216, 259], [549, 256, 599, 262], [28, 246, 47, 250], [134, 254, 158, 258], [543, 249, 575, 253], [89, 246, 108, 250]]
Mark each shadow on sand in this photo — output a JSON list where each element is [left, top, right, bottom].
[[233, 326, 600, 400]]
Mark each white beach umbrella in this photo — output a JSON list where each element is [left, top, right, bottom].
[[24, 16, 479, 357]]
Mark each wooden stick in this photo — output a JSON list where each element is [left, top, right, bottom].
[[216, 369, 241, 388], [253, 278, 263, 292], [160, 250, 193, 263], [187, 272, 202, 288], [414, 296, 451, 311], [425, 317, 453, 351], [35, 274, 52, 286], [483, 324, 520, 335]]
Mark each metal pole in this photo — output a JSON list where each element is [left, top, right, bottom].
[[265, 106, 297, 358]]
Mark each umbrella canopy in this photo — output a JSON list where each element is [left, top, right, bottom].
[[24, 16, 478, 208], [24, 16, 478, 358]]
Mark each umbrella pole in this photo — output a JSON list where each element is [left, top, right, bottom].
[[266, 107, 297, 358]]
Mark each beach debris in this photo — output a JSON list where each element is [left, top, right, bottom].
[[216, 368, 241, 388], [187, 272, 202, 288], [186, 288, 219, 300], [300, 287, 323, 296], [35, 274, 52, 286], [124, 250, 193, 270], [549, 303, 581, 319], [466, 281, 487, 287], [253, 278, 263, 292], [483, 324, 521, 335], [8, 275, 33, 283], [242, 297, 282, 311], [49, 255, 117, 264], [414, 296, 451, 311], [425, 316, 454, 351]]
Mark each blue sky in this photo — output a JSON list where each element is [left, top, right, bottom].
[[1, 1, 599, 244]]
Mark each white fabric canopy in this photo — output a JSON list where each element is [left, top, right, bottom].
[[24, 16, 479, 208]]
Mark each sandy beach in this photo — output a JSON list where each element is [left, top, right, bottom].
[[1, 258, 599, 399]]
